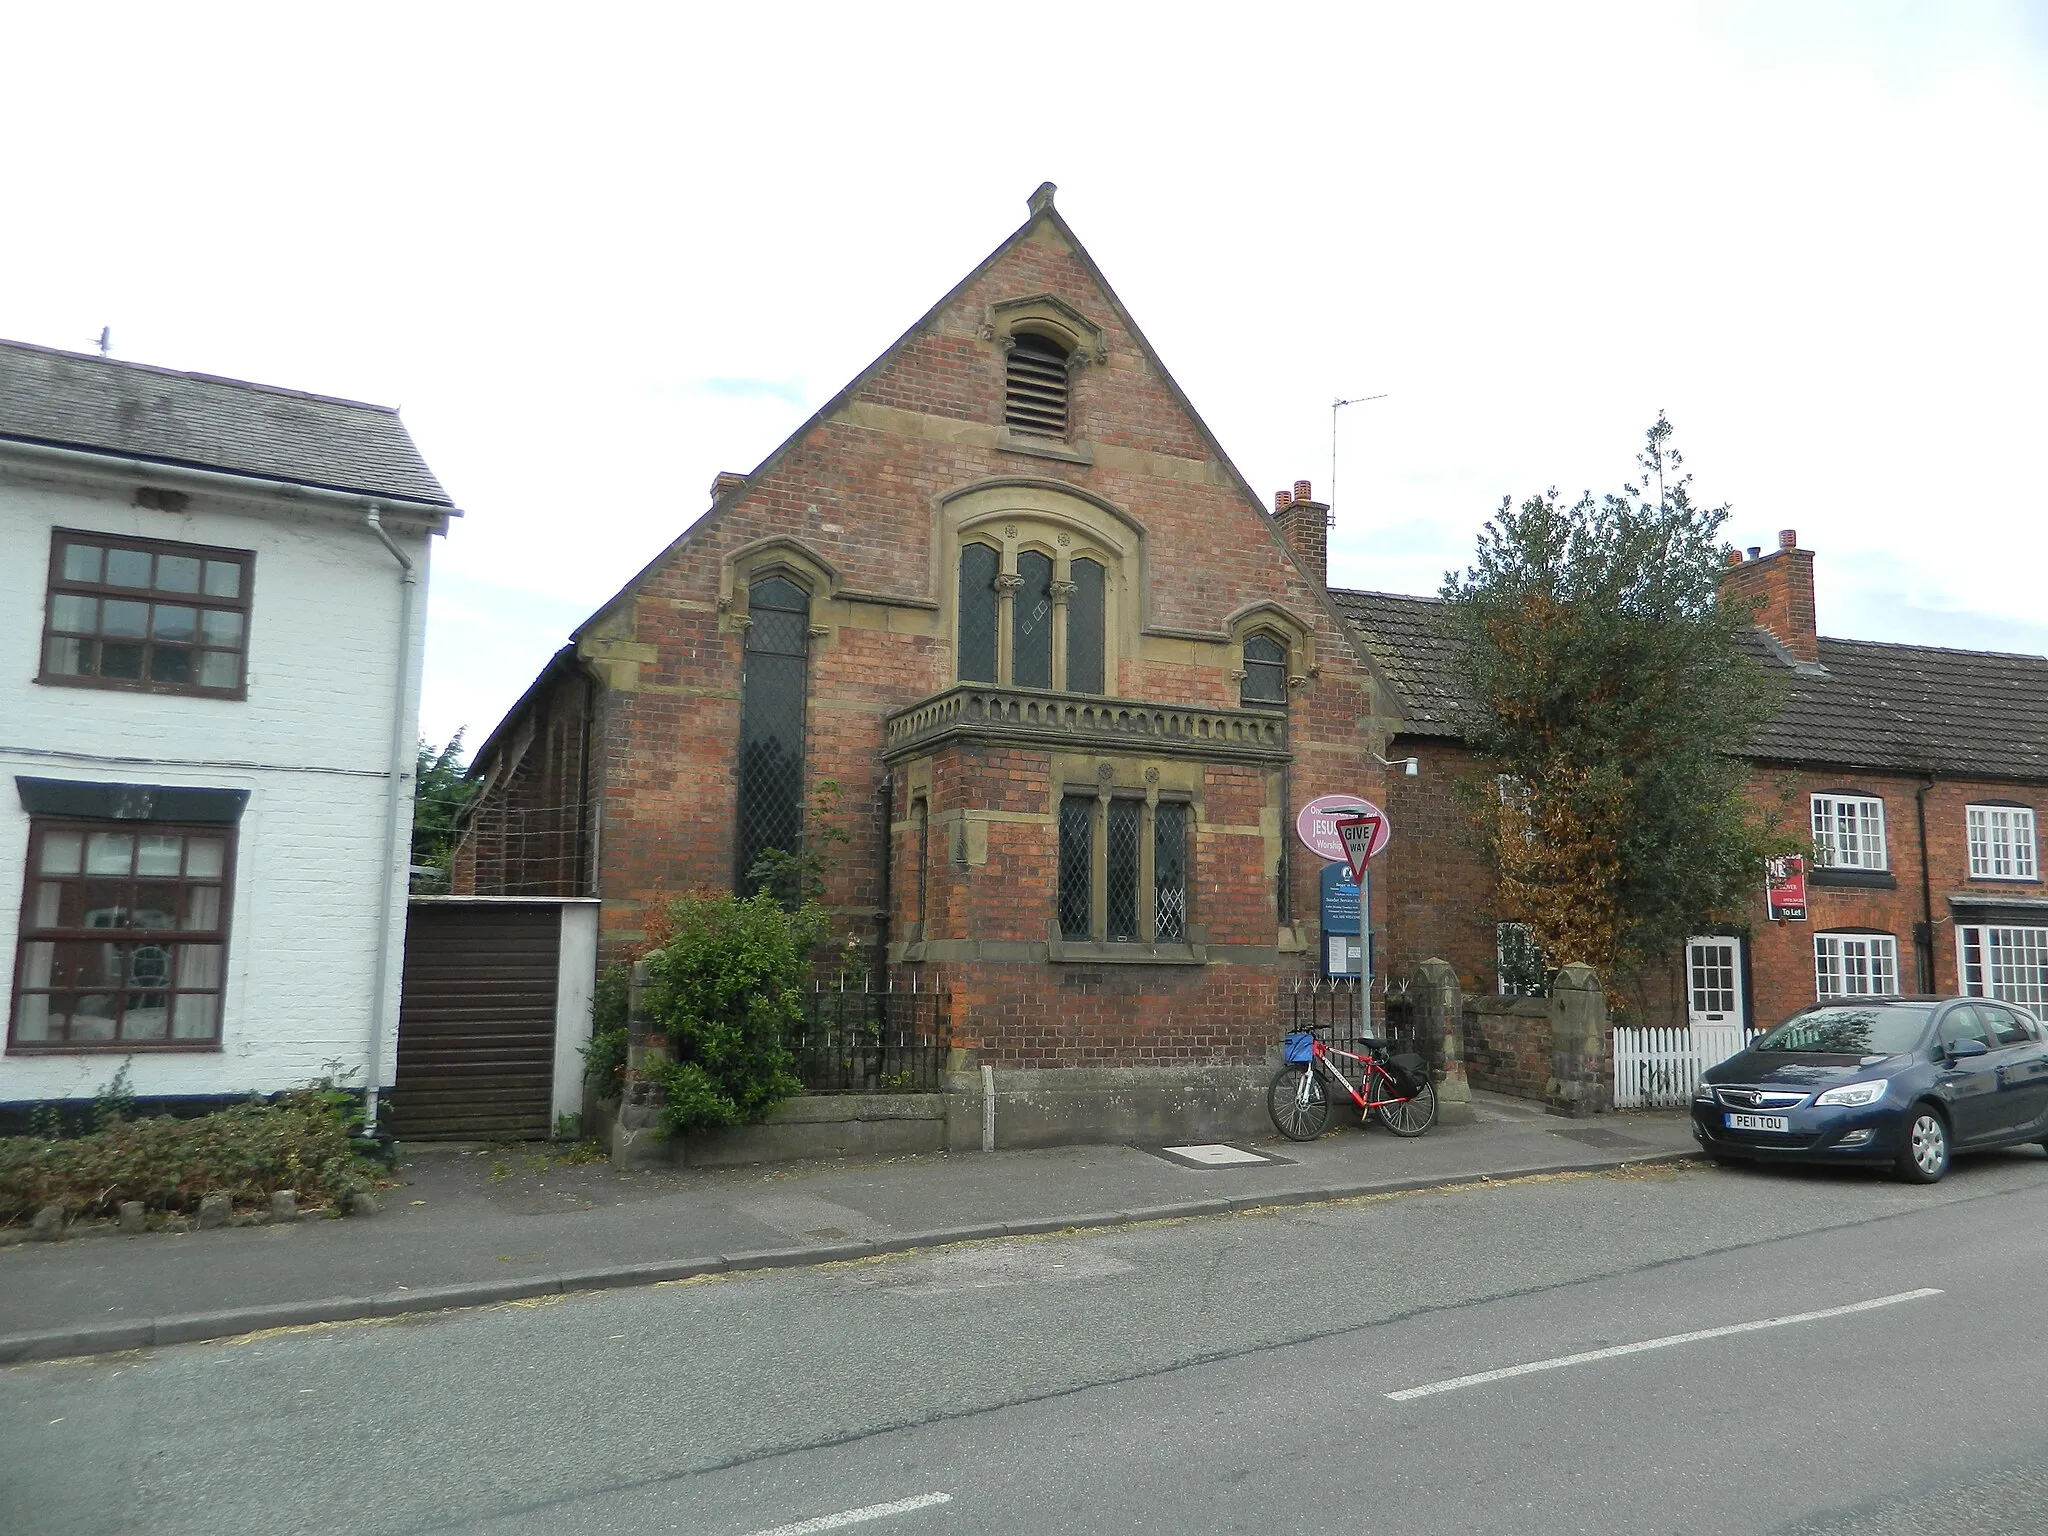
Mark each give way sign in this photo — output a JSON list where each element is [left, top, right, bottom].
[[1336, 813, 1383, 884]]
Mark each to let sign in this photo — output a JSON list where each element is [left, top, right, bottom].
[[1767, 854, 1808, 922]]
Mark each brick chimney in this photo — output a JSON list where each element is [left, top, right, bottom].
[[1718, 528, 1818, 663], [1271, 478, 1329, 588]]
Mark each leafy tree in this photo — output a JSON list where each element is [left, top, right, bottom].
[[639, 893, 826, 1133], [411, 731, 476, 891], [1439, 415, 1788, 986]]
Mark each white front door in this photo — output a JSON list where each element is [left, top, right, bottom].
[[1687, 936, 1748, 1065]]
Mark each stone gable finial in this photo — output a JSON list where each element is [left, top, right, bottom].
[[1028, 182, 1057, 216]]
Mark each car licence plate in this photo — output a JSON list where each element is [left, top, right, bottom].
[[1725, 1112, 1789, 1132]]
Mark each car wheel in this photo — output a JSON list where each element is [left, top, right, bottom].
[[1896, 1106, 1950, 1184]]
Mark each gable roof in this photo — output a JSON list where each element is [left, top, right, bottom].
[[0, 339, 453, 508], [572, 184, 1356, 661], [1335, 585, 2048, 781]]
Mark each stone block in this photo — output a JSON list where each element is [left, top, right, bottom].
[[197, 1194, 231, 1230], [31, 1204, 64, 1241], [117, 1201, 145, 1235], [269, 1190, 298, 1221]]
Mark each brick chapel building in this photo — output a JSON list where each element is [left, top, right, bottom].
[[453, 185, 1393, 1129], [1339, 530, 2048, 1090]]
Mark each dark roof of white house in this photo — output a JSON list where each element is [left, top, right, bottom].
[[1334, 587, 2048, 782], [0, 339, 453, 508]]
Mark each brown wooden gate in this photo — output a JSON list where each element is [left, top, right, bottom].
[[390, 903, 559, 1140]]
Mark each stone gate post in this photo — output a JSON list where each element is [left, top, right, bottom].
[[1411, 958, 1469, 1104], [1547, 963, 1611, 1117]]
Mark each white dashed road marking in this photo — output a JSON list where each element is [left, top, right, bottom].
[[739, 1491, 952, 1535], [1385, 1287, 1943, 1401]]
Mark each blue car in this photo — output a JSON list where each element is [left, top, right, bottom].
[[1692, 997, 2048, 1183]]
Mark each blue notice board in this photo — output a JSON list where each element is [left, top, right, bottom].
[[1320, 862, 1368, 977]]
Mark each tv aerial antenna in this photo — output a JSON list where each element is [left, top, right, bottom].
[[1331, 393, 1387, 518], [90, 327, 112, 357]]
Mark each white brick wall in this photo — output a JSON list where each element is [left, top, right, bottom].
[[0, 459, 436, 1104]]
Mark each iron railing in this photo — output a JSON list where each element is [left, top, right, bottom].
[[791, 980, 953, 1095], [1277, 977, 1443, 1076]]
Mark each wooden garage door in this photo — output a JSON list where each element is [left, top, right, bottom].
[[390, 904, 558, 1140]]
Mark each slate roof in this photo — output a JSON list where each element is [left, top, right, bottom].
[[1333, 587, 2048, 782], [0, 339, 453, 508], [1330, 589, 1467, 738]]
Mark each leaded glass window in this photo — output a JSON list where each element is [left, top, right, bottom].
[[1058, 796, 1094, 940], [958, 543, 1000, 683], [1105, 798, 1141, 942], [1013, 550, 1054, 690], [1154, 801, 1188, 943], [1242, 632, 1287, 706], [1067, 558, 1105, 695], [735, 576, 809, 893]]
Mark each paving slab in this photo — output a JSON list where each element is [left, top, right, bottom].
[[0, 1097, 1696, 1357]]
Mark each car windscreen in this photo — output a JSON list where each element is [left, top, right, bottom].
[[1753, 1006, 1931, 1056]]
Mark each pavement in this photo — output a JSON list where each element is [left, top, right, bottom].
[[0, 1091, 1698, 1363]]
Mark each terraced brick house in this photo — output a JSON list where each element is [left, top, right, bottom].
[[1337, 530, 2048, 1093]]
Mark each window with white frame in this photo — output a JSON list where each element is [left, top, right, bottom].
[[1496, 922, 1545, 997], [1958, 925, 2048, 1010], [1814, 932, 1899, 998], [1811, 793, 1888, 870], [1966, 805, 2038, 881]]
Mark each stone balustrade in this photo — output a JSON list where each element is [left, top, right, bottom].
[[882, 683, 1289, 762]]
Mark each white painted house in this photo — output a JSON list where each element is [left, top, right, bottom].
[[0, 340, 456, 1127]]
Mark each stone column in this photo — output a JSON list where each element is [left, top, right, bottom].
[[1547, 963, 1611, 1118], [1411, 958, 1470, 1103], [611, 958, 677, 1165]]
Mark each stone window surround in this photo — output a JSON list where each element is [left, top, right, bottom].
[[716, 537, 840, 640], [937, 482, 1139, 695]]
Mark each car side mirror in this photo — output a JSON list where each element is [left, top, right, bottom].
[[1946, 1037, 1989, 1062]]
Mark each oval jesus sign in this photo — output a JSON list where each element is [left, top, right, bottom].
[[1296, 793, 1392, 863]]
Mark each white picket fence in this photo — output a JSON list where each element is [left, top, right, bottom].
[[1613, 1024, 1762, 1109]]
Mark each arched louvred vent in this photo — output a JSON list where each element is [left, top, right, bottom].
[[1004, 332, 1070, 437]]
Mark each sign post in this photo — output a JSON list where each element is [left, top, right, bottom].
[[1296, 794, 1393, 1037]]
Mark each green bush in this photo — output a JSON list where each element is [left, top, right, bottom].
[[583, 961, 631, 1094], [0, 1091, 376, 1224], [640, 893, 823, 1134]]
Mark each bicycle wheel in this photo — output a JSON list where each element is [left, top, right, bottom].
[[1376, 1077, 1439, 1137], [1268, 1063, 1332, 1141]]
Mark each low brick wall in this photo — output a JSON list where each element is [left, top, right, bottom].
[[1462, 997, 1552, 1101]]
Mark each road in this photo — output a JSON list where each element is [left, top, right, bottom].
[[8, 1148, 2048, 1535]]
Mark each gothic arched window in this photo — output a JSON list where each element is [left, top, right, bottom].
[[735, 575, 809, 892], [1241, 631, 1288, 707]]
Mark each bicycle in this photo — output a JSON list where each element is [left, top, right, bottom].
[[1267, 1025, 1439, 1141]]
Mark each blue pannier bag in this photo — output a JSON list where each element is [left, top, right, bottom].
[[1283, 1032, 1316, 1064]]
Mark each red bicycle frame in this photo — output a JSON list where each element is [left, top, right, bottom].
[[1307, 1036, 1415, 1114]]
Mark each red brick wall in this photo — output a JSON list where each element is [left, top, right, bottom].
[[1462, 998, 1551, 1098]]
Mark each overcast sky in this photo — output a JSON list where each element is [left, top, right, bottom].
[[5, 3, 2044, 751]]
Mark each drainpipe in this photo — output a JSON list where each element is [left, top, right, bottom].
[[1914, 774, 1938, 994], [363, 507, 418, 1138]]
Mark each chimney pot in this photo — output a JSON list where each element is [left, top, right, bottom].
[[1778, 529, 1798, 550], [1724, 549, 1745, 567], [1294, 479, 1314, 503], [1274, 490, 1293, 511], [1747, 547, 1762, 562]]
